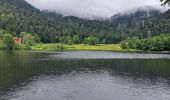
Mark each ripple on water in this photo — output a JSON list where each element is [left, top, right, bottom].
[[46, 51, 170, 60], [2, 71, 170, 100], [1, 51, 170, 100]]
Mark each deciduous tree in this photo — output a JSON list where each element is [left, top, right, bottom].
[[3, 33, 14, 50]]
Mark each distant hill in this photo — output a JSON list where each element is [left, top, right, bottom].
[[0, 0, 113, 43], [0, 0, 169, 43], [110, 8, 170, 38]]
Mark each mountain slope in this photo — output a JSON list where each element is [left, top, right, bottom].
[[0, 0, 169, 43], [111, 6, 170, 38], [110, 9, 163, 38], [0, 0, 114, 43]]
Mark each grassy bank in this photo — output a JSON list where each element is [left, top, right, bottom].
[[31, 43, 137, 52]]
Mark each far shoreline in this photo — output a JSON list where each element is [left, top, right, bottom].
[[1, 43, 170, 54]]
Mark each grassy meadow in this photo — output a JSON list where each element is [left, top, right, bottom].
[[31, 43, 137, 52]]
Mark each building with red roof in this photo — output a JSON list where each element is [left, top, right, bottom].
[[13, 37, 22, 44]]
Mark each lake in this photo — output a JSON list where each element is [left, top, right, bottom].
[[0, 51, 170, 100]]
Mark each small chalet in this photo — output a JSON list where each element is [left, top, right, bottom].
[[13, 37, 22, 44]]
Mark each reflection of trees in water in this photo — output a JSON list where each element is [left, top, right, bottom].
[[109, 59, 170, 78], [0, 51, 47, 94], [0, 52, 170, 95]]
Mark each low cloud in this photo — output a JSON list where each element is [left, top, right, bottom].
[[25, 0, 168, 19]]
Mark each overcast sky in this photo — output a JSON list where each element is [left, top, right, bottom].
[[25, 0, 168, 19]]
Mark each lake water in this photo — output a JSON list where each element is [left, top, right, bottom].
[[0, 51, 170, 100]]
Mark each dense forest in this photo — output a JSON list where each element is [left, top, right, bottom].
[[0, 0, 169, 44], [121, 34, 170, 51]]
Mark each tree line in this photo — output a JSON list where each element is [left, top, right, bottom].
[[121, 34, 170, 51], [0, 29, 101, 50]]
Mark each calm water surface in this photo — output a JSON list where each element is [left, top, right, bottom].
[[0, 51, 170, 100]]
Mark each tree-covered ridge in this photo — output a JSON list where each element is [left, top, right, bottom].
[[0, 0, 169, 44], [110, 9, 170, 38], [0, 0, 114, 43]]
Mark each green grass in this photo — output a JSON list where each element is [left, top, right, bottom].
[[32, 43, 137, 52], [31, 43, 67, 51], [0, 41, 137, 52], [66, 44, 123, 51]]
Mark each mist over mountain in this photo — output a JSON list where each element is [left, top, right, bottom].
[[25, 0, 168, 19], [111, 7, 163, 23], [0, 0, 169, 43]]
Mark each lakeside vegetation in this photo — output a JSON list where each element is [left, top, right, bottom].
[[0, 28, 134, 51], [1, 29, 170, 52], [0, 30, 40, 50], [31, 44, 135, 51], [121, 34, 170, 51], [0, 29, 137, 52]]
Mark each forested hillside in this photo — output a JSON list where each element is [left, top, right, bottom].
[[0, 0, 169, 43], [110, 9, 170, 39]]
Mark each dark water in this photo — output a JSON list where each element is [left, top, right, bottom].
[[0, 51, 170, 100]]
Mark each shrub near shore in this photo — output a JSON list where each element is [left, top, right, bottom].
[[121, 35, 170, 51]]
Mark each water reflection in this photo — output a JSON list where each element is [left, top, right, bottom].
[[47, 51, 170, 59], [0, 51, 170, 100]]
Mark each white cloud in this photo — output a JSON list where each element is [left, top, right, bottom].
[[25, 0, 168, 19]]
